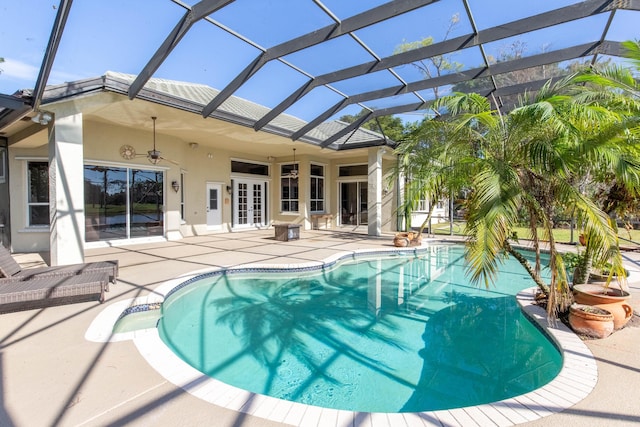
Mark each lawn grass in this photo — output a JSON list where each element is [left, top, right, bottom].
[[427, 221, 640, 245]]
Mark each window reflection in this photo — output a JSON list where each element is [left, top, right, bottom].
[[130, 169, 164, 238], [27, 162, 49, 226], [84, 165, 163, 242]]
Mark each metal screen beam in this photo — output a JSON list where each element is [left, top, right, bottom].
[[321, 102, 427, 148], [255, 0, 616, 132], [202, 0, 438, 117], [0, 106, 32, 132], [0, 94, 31, 111], [32, 0, 73, 111], [295, 40, 621, 141], [129, 0, 235, 100]]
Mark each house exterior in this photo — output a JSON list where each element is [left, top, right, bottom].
[[0, 72, 400, 265]]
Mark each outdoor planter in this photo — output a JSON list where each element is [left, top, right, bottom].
[[393, 232, 422, 247], [568, 303, 614, 339], [573, 284, 633, 330], [588, 269, 629, 283]]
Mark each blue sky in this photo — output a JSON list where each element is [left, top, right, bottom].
[[1, 0, 637, 124]]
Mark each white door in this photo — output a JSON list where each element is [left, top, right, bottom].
[[234, 179, 266, 228], [206, 183, 222, 230]]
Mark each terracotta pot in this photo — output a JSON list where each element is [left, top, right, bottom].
[[568, 304, 614, 339], [409, 235, 422, 247], [579, 233, 586, 246], [573, 284, 633, 329], [393, 232, 415, 247]]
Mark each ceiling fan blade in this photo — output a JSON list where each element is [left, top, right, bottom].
[[161, 156, 180, 166]]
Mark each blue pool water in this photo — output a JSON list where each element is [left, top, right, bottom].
[[158, 244, 561, 413]]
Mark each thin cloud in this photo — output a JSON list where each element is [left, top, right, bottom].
[[1, 58, 39, 81], [0, 57, 90, 93]]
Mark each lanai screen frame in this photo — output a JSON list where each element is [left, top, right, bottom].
[[1, 0, 638, 149]]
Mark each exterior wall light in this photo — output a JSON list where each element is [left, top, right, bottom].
[[171, 180, 180, 193], [31, 111, 53, 125]]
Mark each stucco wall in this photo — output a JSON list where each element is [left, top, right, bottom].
[[7, 105, 398, 253], [8, 144, 50, 252]]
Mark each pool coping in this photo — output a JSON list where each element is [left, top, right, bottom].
[[88, 243, 598, 426]]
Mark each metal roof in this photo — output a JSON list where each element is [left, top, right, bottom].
[[1, 0, 638, 147]]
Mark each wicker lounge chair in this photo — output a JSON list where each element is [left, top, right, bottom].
[[0, 271, 109, 314], [0, 245, 118, 288]]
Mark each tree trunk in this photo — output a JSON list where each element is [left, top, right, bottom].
[[416, 201, 437, 239], [503, 240, 550, 294], [572, 248, 593, 286]]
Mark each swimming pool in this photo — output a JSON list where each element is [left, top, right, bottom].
[[157, 244, 562, 413]]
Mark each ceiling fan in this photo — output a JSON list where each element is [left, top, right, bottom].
[[119, 116, 179, 165], [282, 148, 299, 179]]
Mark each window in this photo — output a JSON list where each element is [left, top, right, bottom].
[[0, 147, 6, 184], [310, 163, 324, 213], [231, 160, 269, 176], [417, 198, 445, 212], [27, 161, 49, 226], [338, 164, 367, 177], [280, 164, 298, 213], [180, 172, 185, 221], [84, 165, 163, 242]]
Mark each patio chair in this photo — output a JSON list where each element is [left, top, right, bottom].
[[0, 245, 118, 288], [0, 270, 109, 314]]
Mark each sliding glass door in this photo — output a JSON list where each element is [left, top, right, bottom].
[[340, 181, 368, 226], [84, 165, 163, 242]]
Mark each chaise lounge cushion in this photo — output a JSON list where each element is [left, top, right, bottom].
[[0, 271, 109, 314], [0, 245, 118, 286]]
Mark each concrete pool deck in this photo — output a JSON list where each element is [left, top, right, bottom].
[[1, 229, 638, 426]]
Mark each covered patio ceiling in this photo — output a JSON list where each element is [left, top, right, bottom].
[[0, 0, 638, 148]]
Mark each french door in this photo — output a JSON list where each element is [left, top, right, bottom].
[[233, 178, 266, 228]]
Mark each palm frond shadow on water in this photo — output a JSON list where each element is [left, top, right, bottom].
[[210, 270, 410, 402], [401, 291, 561, 412], [159, 254, 560, 412]]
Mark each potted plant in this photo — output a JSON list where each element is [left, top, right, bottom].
[[588, 261, 628, 283], [562, 251, 589, 286], [393, 231, 422, 247], [568, 303, 614, 339], [572, 284, 633, 329], [569, 230, 632, 329]]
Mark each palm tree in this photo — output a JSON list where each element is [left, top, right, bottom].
[[393, 117, 476, 239], [621, 39, 640, 71], [566, 51, 640, 286], [405, 69, 640, 317]]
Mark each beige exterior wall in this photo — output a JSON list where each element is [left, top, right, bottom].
[[382, 159, 397, 232], [8, 144, 50, 252], [6, 93, 399, 254]]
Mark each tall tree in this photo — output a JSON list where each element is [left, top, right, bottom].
[[338, 111, 406, 143], [621, 39, 640, 70], [390, 15, 465, 231], [452, 41, 611, 109], [394, 14, 463, 101], [405, 65, 640, 317]]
